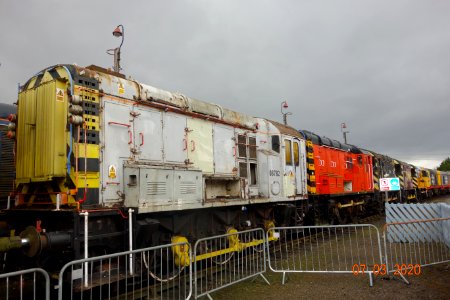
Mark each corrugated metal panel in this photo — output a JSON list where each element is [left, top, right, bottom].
[[34, 81, 54, 177], [16, 88, 36, 180], [34, 80, 67, 178], [16, 79, 67, 182]]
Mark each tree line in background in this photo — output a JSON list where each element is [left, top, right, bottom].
[[438, 157, 450, 171]]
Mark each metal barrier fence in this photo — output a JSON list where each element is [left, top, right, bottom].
[[384, 202, 450, 283], [193, 228, 269, 299], [58, 242, 192, 300], [383, 218, 450, 284], [3, 215, 449, 298], [0, 268, 50, 300], [267, 225, 383, 286]]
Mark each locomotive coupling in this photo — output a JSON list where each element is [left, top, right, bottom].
[[0, 226, 71, 257]]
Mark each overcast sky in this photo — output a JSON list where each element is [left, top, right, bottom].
[[1, 0, 449, 168]]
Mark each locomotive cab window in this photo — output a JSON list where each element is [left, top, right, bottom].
[[271, 135, 280, 153], [395, 164, 402, 176], [346, 156, 353, 169], [237, 133, 258, 185], [357, 155, 363, 166], [294, 142, 299, 166], [249, 137, 257, 159], [284, 139, 292, 165], [237, 134, 247, 158]]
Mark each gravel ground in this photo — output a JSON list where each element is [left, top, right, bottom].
[[207, 195, 450, 300]]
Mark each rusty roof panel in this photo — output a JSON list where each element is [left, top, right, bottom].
[[222, 107, 257, 129], [140, 83, 189, 109], [189, 98, 222, 119], [269, 120, 303, 139]]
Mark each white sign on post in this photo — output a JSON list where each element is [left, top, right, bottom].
[[380, 177, 400, 191]]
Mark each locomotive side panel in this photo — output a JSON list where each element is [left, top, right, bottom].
[[101, 100, 132, 204], [213, 124, 236, 175], [163, 113, 188, 164], [133, 106, 163, 162], [187, 118, 214, 173]]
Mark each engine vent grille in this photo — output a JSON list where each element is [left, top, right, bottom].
[[180, 181, 196, 195], [146, 181, 167, 196]]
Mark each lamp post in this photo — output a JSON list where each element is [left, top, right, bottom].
[[341, 122, 349, 144], [107, 25, 124, 73], [281, 101, 292, 125]]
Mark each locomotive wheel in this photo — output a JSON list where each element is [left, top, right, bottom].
[[142, 248, 185, 282]]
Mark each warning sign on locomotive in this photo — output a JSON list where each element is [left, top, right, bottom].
[[380, 177, 400, 191]]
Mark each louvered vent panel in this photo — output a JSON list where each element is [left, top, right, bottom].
[[146, 181, 167, 196], [180, 181, 196, 195]]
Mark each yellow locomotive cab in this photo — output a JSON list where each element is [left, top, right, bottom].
[[417, 168, 431, 190], [15, 66, 100, 206], [16, 77, 68, 182]]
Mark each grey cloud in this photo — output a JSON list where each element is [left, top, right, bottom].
[[0, 0, 449, 168]]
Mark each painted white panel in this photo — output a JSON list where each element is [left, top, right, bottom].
[[268, 156, 283, 198], [301, 139, 308, 195], [283, 137, 296, 197], [134, 107, 163, 161], [102, 101, 132, 203], [213, 124, 235, 174], [163, 113, 187, 164], [255, 121, 271, 197], [187, 118, 214, 174], [295, 139, 308, 195]]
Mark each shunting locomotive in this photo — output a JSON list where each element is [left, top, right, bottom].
[[0, 64, 309, 272], [0, 63, 449, 275]]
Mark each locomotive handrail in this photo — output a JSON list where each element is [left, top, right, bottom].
[[108, 121, 130, 127], [139, 132, 144, 146]]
